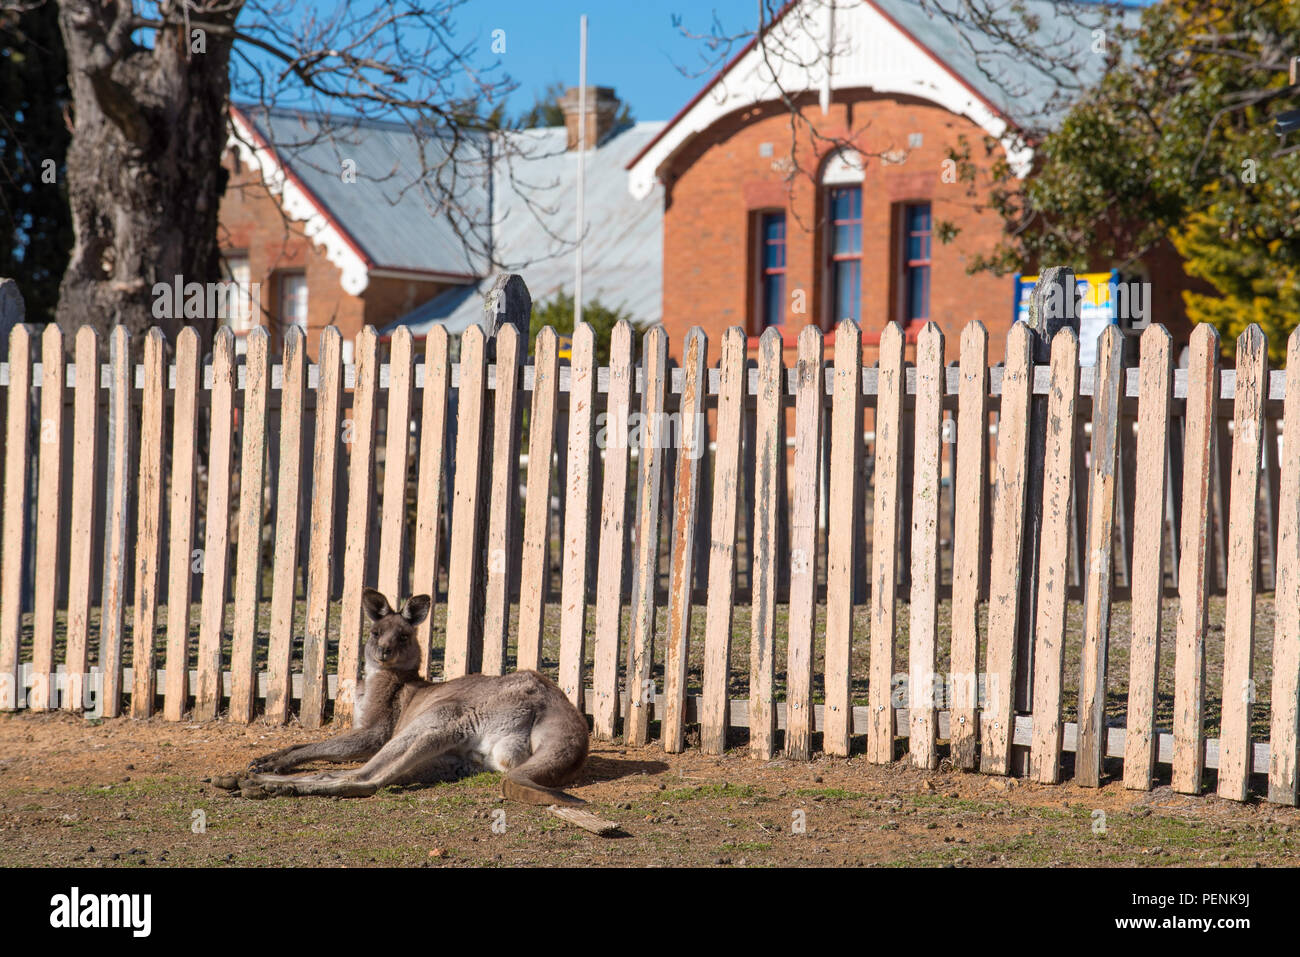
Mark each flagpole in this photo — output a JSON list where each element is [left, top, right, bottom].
[[575, 14, 587, 329]]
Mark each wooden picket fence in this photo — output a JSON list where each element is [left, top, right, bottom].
[[2, 303, 1300, 806]]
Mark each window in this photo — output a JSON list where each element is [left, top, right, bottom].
[[902, 203, 931, 326], [279, 272, 308, 332], [757, 212, 786, 329], [827, 186, 862, 324], [219, 254, 255, 332]]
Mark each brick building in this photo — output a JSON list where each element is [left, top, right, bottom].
[[627, 0, 1194, 365], [218, 95, 664, 359]]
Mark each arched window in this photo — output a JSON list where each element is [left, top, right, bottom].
[[823, 150, 864, 326]]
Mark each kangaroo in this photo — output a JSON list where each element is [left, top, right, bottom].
[[239, 588, 589, 805]]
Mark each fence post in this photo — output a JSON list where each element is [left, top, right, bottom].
[[482, 325, 524, 676], [265, 326, 306, 724], [868, 323, 904, 764], [130, 329, 168, 719], [592, 320, 637, 739], [699, 326, 746, 753], [302, 327, 343, 725], [558, 323, 598, 707], [1076, 325, 1126, 786], [195, 328, 235, 722], [908, 322, 944, 769], [749, 327, 784, 760], [1028, 328, 1080, 784], [1171, 324, 1219, 794], [31, 324, 65, 712], [950, 322, 989, 769], [1268, 326, 1300, 805], [1218, 324, 1267, 802], [1013, 266, 1079, 773], [824, 319, 863, 758], [65, 326, 101, 714], [517, 328, 559, 672], [662, 327, 708, 752], [1122, 324, 1173, 790], [99, 326, 132, 719], [785, 326, 823, 761], [625, 326, 668, 747], [444, 326, 489, 679]]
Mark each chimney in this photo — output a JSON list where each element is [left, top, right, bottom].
[[561, 86, 620, 151]]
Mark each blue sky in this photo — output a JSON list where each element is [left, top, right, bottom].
[[270, 1, 1159, 124], [447, 1, 760, 122]]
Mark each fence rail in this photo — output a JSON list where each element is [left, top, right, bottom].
[[1, 304, 1297, 805]]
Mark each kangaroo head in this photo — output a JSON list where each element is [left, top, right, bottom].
[[362, 588, 431, 671]]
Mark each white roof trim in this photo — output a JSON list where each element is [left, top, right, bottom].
[[627, 0, 1033, 200], [227, 110, 371, 296]]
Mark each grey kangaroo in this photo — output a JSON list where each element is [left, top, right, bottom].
[[239, 588, 589, 805]]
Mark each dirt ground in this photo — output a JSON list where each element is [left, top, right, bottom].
[[2, 710, 1298, 868]]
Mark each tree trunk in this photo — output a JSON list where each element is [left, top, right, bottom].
[[56, 0, 239, 352]]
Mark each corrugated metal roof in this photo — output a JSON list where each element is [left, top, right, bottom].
[[240, 106, 493, 277], [387, 122, 667, 335], [872, 0, 1142, 130]]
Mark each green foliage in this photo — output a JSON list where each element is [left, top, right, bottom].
[[959, 0, 1300, 359], [528, 290, 636, 365], [0, 3, 72, 323]]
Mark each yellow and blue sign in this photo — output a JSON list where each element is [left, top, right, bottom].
[[1013, 269, 1119, 366]]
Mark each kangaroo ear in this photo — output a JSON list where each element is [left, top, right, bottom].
[[401, 594, 432, 626], [362, 588, 393, 622]]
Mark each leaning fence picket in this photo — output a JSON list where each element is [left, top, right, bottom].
[[1076, 325, 1125, 787], [1218, 325, 1268, 802], [31, 323, 65, 711], [700, 326, 746, 754], [592, 320, 635, 739], [517, 327, 559, 673], [1268, 326, 1300, 805], [1123, 325, 1174, 790], [625, 326, 668, 747], [662, 328, 708, 753], [1028, 329, 1080, 784]]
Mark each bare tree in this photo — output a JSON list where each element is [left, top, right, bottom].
[[5, 0, 569, 348]]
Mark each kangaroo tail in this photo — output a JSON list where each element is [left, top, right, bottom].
[[503, 772, 586, 806]]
